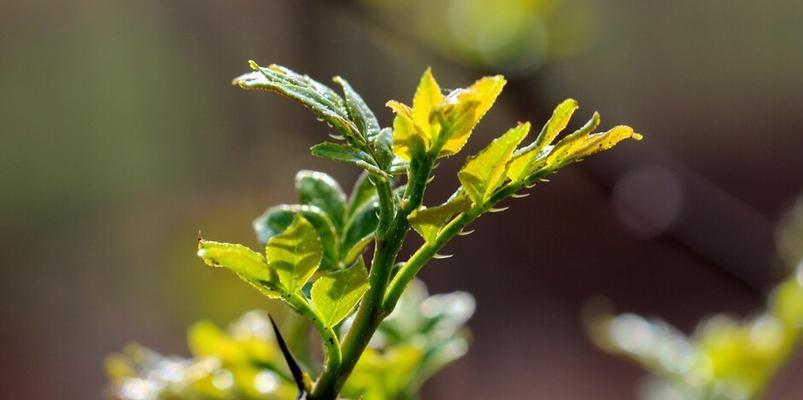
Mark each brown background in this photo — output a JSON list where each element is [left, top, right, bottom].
[[2, 0, 803, 398]]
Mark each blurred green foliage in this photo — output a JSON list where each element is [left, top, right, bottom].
[[590, 197, 803, 400], [106, 280, 473, 400], [362, 0, 596, 74]]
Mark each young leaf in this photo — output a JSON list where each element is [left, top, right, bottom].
[[437, 75, 506, 157], [253, 204, 339, 270], [266, 215, 323, 294], [234, 62, 358, 141], [197, 240, 280, 298], [546, 125, 642, 168], [310, 142, 388, 177], [296, 170, 347, 231], [311, 258, 370, 328], [412, 68, 443, 131], [389, 102, 428, 161], [458, 122, 530, 205], [408, 193, 472, 243], [532, 98, 579, 153], [567, 125, 643, 161], [372, 127, 396, 170], [507, 102, 598, 182], [333, 76, 381, 140]]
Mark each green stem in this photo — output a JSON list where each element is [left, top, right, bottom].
[[370, 174, 394, 237], [310, 156, 434, 400], [288, 293, 341, 376], [383, 180, 528, 313]]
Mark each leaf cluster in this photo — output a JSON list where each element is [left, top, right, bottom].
[[190, 63, 640, 399]]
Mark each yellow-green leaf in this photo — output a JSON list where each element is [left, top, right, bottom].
[[507, 99, 584, 182], [438, 75, 506, 157], [408, 193, 472, 243], [389, 105, 428, 161], [197, 240, 281, 298], [458, 122, 530, 205], [311, 258, 370, 328], [572, 125, 643, 160], [266, 214, 323, 293], [547, 125, 642, 168], [507, 107, 600, 182], [412, 68, 443, 130]]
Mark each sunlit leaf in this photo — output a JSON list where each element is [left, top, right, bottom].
[[412, 68, 443, 131], [458, 122, 530, 204], [389, 102, 428, 161], [437, 75, 506, 157], [296, 170, 347, 231], [507, 99, 586, 182], [408, 193, 471, 243], [311, 258, 370, 328], [253, 204, 339, 270], [266, 215, 323, 294], [197, 240, 281, 298], [546, 125, 642, 168]]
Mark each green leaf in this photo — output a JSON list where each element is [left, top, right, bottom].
[[234, 62, 359, 141], [372, 127, 396, 170], [266, 214, 323, 294], [341, 199, 379, 261], [333, 76, 380, 140], [458, 122, 530, 205], [347, 171, 378, 220], [311, 258, 370, 328], [408, 193, 472, 243], [310, 142, 388, 177], [296, 170, 347, 231], [197, 240, 280, 298], [253, 204, 339, 270]]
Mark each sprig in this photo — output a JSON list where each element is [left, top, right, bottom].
[[205, 63, 641, 400]]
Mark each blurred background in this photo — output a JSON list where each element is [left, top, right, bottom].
[[2, 0, 803, 398]]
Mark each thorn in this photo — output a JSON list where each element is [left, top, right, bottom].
[[511, 192, 530, 199], [433, 253, 454, 259], [489, 206, 510, 213], [268, 315, 307, 396], [540, 178, 550, 182], [197, 230, 203, 241], [328, 133, 345, 140], [458, 229, 475, 236], [426, 175, 435, 184], [433, 162, 441, 169]]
